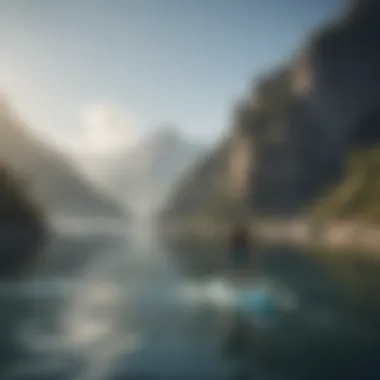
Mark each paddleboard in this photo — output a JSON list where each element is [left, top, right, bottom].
[[181, 275, 298, 321], [216, 276, 299, 329]]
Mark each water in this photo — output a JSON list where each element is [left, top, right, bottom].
[[1, 226, 380, 379]]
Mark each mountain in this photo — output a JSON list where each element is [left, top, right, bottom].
[[82, 126, 206, 216], [0, 99, 127, 219], [160, 0, 380, 225], [0, 164, 45, 279]]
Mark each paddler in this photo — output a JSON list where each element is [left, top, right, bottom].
[[228, 220, 251, 275]]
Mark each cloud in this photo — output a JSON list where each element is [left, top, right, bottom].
[[79, 103, 141, 154]]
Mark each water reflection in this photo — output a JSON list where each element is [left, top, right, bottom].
[[168, 241, 380, 379], [2, 230, 380, 379]]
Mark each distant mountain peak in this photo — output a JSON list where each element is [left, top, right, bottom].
[[145, 125, 184, 147], [80, 123, 207, 217]]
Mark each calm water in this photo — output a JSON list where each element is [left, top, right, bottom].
[[1, 227, 380, 380]]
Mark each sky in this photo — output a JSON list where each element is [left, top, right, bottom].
[[0, 0, 346, 156]]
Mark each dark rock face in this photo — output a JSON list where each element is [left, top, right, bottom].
[[0, 167, 45, 279], [307, 0, 380, 154], [248, 0, 380, 215]]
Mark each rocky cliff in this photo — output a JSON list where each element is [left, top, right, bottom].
[[161, 0, 380, 223], [162, 138, 231, 220]]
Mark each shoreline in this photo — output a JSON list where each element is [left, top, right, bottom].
[[159, 219, 380, 255]]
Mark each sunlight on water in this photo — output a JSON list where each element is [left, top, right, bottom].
[[63, 281, 121, 345], [5, 229, 300, 380], [11, 235, 227, 379], [179, 278, 235, 308]]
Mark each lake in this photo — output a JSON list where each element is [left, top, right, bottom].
[[1, 226, 380, 380]]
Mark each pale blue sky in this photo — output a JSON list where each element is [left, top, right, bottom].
[[0, 0, 346, 153]]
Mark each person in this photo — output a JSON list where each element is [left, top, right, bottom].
[[228, 222, 251, 273]]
